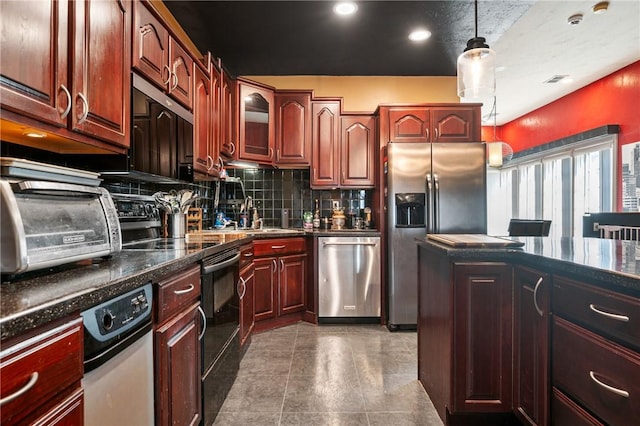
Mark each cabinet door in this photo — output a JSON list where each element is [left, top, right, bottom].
[[275, 92, 312, 166], [209, 61, 222, 176], [341, 115, 376, 187], [253, 257, 278, 321], [132, 1, 169, 89], [238, 83, 275, 164], [278, 254, 306, 316], [192, 64, 211, 176], [514, 266, 550, 426], [0, 0, 69, 127], [311, 100, 341, 187], [155, 302, 202, 426], [388, 108, 430, 143], [168, 38, 193, 109], [431, 107, 480, 142], [239, 264, 255, 345], [71, 0, 131, 147], [452, 263, 513, 413], [150, 103, 177, 178], [220, 71, 236, 158]]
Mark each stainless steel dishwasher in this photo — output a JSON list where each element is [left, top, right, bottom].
[[318, 236, 381, 321]]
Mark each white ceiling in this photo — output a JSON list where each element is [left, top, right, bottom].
[[474, 0, 640, 125]]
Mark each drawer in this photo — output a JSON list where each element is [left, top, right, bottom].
[[253, 237, 305, 257], [551, 387, 603, 426], [553, 276, 640, 350], [553, 317, 640, 426], [240, 243, 254, 270], [0, 317, 83, 425], [156, 265, 201, 324]]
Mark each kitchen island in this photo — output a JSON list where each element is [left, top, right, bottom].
[[417, 236, 639, 426]]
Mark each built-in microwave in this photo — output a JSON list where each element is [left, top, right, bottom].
[[67, 73, 194, 182]]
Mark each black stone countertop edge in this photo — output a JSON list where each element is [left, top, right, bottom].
[[417, 236, 640, 295], [0, 230, 381, 341]]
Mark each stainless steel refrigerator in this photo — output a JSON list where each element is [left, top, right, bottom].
[[386, 142, 487, 329]]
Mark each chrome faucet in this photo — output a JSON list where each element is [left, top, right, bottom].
[[251, 207, 263, 230]]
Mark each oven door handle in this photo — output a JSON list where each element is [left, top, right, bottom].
[[202, 252, 241, 274], [197, 306, 206, 341], [16, 180, 105, 195]]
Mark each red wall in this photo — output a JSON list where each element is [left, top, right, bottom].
[[482, 60, 640, 210]]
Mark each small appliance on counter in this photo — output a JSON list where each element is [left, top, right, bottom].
[[0, 158, 121, 275]]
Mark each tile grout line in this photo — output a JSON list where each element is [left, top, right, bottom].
[[277, 324, 298, 425], [347, 330, 372, 426]]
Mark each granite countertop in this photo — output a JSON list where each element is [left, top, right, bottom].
[[418, 236, 640, 294]]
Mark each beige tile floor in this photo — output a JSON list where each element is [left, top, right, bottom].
[[214, 322, 444, 426]]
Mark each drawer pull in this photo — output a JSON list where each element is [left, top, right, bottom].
[[197, 306, 206, 341], [0, 372, 39, 406], [589, 371, 629, 398], [173, 284, 195, 295], [533, 277, 544, 317], [271, 245, 286, 249], [589, 304, 630, 322], [243, 252, 254, 257]]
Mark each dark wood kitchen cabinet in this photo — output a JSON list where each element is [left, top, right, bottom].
[[275, 91, 312, 166], [1, 0, 131, 149], [340, 115, 376, 187], [418, 244, 513, 424], [220, 69, 236, 159], [253, 238, 307, 331], [133, 1, 193, 109], [236, 80, 275, 165], [514, 266, 550, 426], [311, 99, 341, 187], [191, 61, 213, 177], [384, 105, 481, 143], [239, 243, 255, 346], [0, 316, 83, 426], [154, 265, 202, 426]]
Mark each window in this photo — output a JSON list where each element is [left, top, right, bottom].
[[487, 135, 616, 237]]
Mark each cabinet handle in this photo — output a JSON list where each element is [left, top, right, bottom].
[[229, 142, 236, 155], [197, 306, 206, 341], [269, 147, 274, 159], [589, 371, 629, 398], [589, 304, 630, 322], [173, 283, 194, 295], [162, 65, 171, 85], [533, 277, 544, 317], [171, 71, 178, 91], [243, 252, 254, 258], [280, 259, 284, 272], [77, 92, 89, 124], [313, 168, 317, 180], [237, 277, 247, 299], [206, 155, 214, 171], [58, 84, 71, 119], [425, 128, 429, 140], [218, 157, 224, 170], [434, 128, 439, 140], [0, 372, 39, 406], [271, 245, 286, 249], [272, 259, 277, 270]]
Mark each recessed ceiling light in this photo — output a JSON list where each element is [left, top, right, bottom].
[[408, 29, 431, 42], [560, 77, 574, 84], [592, 1, 609, 14], [567, 13, 584, 25], [333, 2, 358, 16]]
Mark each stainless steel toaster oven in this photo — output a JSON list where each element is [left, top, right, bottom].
[[1, 179, 121, 274]]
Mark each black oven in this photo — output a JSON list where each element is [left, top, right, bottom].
[[200, 247, 241, 425]]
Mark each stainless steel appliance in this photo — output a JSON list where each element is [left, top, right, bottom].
[[318, 236, 381, 320], [386, 142, 487, 329], [81, 283, 154, 425], [200, 247, 241, 425], [0, 179, 121, 275]]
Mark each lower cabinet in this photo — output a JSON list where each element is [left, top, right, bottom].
[[253, 238, 307, 330], [514, 266, 550, 426], [0, 317, 84, 425], [154, 265, 202, 426]]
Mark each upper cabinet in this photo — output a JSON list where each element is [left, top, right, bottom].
[[133, 1, 192, 109], [384, 105, 481, 143], [311, 100, 341, 187], [275, 91, 312, 167], [340, 115, 376, 187], [220, 70, 236, 159], [237, 80, 275, 165], [0, 0, 131, 149], [191, 62, 212, 177]]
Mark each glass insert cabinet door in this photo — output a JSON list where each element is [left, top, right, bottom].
[[238, 82, 274, 163]]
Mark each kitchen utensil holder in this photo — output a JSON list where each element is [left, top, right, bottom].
[[168, 213, 187, 239]]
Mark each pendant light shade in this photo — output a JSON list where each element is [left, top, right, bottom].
[[457, 1, 496, 99]]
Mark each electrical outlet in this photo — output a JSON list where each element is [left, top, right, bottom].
[[332, 200, 340, 209], [593, 222, 600, 231]]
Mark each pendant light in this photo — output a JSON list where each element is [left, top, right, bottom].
[[487, 97, 513, 168], [457, 0, 496, 100]]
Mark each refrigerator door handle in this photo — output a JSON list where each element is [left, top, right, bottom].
[[433, 174, 440, 233], [426, 173, 433, 232]]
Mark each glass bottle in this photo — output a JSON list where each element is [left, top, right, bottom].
[[313, 199, 321, 228]]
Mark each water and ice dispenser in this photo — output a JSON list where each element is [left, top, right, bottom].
[[395, 193, 425, 228]]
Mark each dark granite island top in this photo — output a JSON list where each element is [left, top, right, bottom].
[[417, 236, 640, 294]]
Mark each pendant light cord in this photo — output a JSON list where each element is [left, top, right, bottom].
[[491, 96, 498, 142], [474, 0, 479, 39]]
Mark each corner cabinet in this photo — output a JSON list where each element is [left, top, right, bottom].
[[236, 80, 275, 165], [514, 266, 550, 426], [154, 265, 202, 426], [384, 105, 481, 143], [275, 91, 312, 166], [1, 0, 131, 149]]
